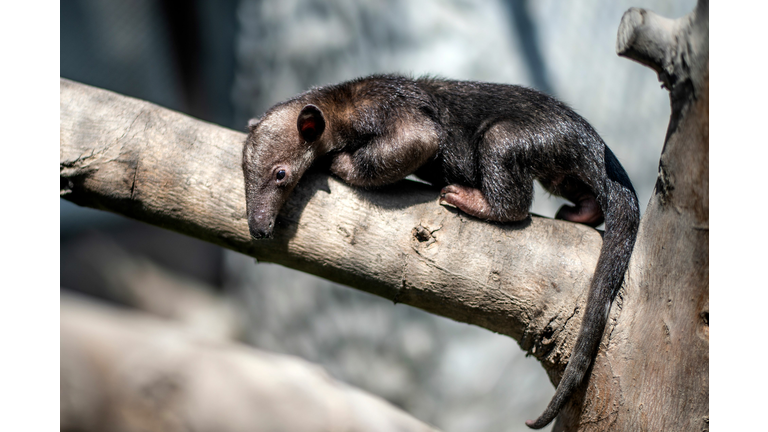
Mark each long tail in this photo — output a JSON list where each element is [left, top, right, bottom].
[[526, 174, 639, 429]]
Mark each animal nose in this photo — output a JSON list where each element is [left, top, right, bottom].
[[249, 225, 269, 240], [248, 215, 274, 240]]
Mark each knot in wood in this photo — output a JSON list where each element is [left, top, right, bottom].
[[413, 225, 432, 243]]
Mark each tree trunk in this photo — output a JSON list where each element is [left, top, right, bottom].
[[59, 1, 708, 430], [586, 1, 708, 430]]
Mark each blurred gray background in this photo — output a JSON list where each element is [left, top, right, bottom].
[[60, 1, 696, 431]]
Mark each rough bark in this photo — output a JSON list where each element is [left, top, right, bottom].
[[59, 1, 708, 429], [61, 294, 439, 432]]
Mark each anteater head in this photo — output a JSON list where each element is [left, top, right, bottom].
[[242, 103, 328, 239]]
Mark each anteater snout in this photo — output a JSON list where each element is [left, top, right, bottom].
[[248, 214, 275, 240]]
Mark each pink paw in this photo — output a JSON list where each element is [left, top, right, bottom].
[[555, 195, 604, 227], [438, 184, 461, 208], [439, 184, 492, 219]]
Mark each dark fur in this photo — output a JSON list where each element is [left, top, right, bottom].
[[242, 75, 639, 429]]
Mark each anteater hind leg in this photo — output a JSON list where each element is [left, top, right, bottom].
[[439, 184, 495, 219], [543, 177, 604, 227], [440, 126, 533, 222]]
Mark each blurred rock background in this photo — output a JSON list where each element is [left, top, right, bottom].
[[60, 1, 696, 431]]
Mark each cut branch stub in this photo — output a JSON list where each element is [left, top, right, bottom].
[[617, 0, 709, 97]]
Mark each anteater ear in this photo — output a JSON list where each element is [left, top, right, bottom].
[[297, 104, 326, 143]]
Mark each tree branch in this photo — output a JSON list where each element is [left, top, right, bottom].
[[60, 77, 602, 375]]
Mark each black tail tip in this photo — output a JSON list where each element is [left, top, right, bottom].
[[525, 418, 550, 430]]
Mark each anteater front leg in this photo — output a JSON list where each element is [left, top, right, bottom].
[[330, 121, 439, 188]]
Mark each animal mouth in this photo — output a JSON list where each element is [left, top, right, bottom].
[[248, 217, 275, 240], [250, 231, 272, 240]]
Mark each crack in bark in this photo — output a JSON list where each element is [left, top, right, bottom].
[[130, 155, 140, 200], [60, 149, 97, 169], [550, 305, 580, 362], [605, 287, 625, 346], [119, 113, 144, 141]]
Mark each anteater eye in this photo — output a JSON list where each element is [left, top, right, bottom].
[[276, 170, 286, 181]]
